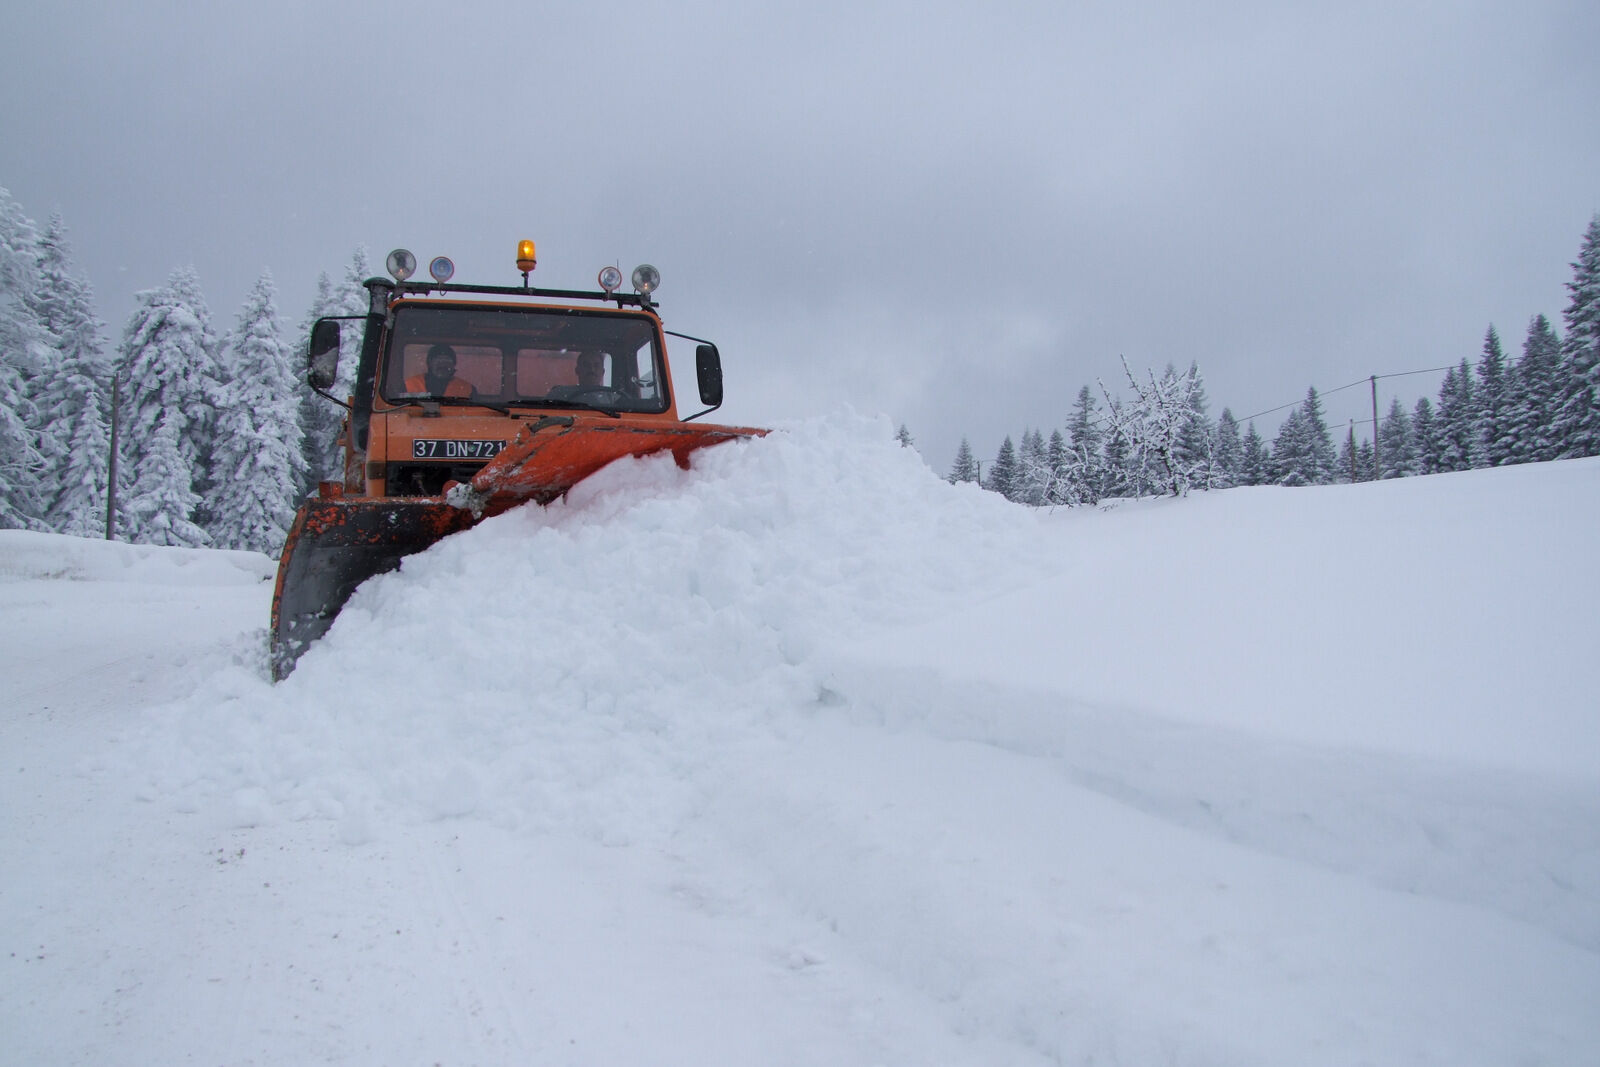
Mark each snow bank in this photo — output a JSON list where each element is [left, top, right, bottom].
[[0, 529, 274, 586], [831, 456, 1600, 778]]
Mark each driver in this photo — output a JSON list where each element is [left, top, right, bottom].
[[405, 343, 472, 398]]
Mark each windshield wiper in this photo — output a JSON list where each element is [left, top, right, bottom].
[[386, 395, 516, 414], [502, 398, 622, 419], [386, 395, 622, 419]]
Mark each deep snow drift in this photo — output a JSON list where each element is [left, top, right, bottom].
[[3, 413, 1597, 1066]]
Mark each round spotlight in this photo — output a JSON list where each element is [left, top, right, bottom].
[[631, 264, 660, 295], [597, 266, 623, 293], [428, 256, 455, 283], [386, 248, 417, 282]]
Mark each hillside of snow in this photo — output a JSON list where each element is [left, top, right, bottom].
[[3, 413, 1597, 1065]]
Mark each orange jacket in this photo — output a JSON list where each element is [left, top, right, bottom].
[[405, 374, 472, 398]]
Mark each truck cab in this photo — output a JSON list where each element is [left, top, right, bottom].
[[307, 259, 725, 502]]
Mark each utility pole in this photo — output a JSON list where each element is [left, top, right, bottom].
[[104, 357, 133, 540], [1370, 375, 1381, 479]]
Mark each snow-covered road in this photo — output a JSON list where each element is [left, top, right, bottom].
[[4, 416, 1597, 1065]]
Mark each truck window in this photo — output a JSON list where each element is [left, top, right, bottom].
[[379, 304, 668, 412]]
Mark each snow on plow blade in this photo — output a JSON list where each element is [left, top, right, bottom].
[[270, 418, 760, 679]]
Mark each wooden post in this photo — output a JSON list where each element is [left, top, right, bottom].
[[1370, 375, 1381, 479], [105, 369, 122, 539]]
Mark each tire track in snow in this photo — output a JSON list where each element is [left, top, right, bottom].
[[813, 658, 1600, 953]]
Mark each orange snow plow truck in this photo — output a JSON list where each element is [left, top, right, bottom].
[[271, 242, 762, 678]]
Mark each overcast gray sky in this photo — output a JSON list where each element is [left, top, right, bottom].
[[4, 1, 1596, 473]]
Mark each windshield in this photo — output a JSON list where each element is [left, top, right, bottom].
[[378, 304, 668, 413]]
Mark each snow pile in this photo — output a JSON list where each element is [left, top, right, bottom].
[[136, 413, 1039, 841]]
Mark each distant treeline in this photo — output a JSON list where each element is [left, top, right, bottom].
[[932, 214, 1600, 504]]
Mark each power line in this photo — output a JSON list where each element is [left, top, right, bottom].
[[1239, 364, 1457, 425]]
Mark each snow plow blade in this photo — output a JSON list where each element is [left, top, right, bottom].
[[448, 415, 762, 514], [270, 499, 476, 679], [270, 418, 761, 679]]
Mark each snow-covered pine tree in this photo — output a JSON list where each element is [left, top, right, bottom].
[[1505, 314, 1563, 464], [0, 186, 51, 529], [28, 215, 111, 537], [1412, 396, 1442, 475], [1553, 214, 1600, 458], [340, 247, 371, 321], [1015, 428, 1050, 504], [1377, 398, 1416, 478], [1357, 438, 1376, 481], [948, 437, 979, 483], [1299, 387, 1335, 484], [1239, 422, 1269, 486], [895, 423, 914, 449], [1022, 427, 1044, 461], [1212, 408, 1242, 488], [1435, 360, 1476, 472], [126, 408, 208, 547], [1174, 361, 1215, 488], [116, 269, 222, 546], [1044, 428, 1072, 505], [1475, 325, 1512, 466], [1271, 407, 1313, 485], [206, 271, 306, 555], [1065, 384, 1104, 502], [986, 436, 1020, 500], [1098, 397, 1133, 499], [1335, 425, 1359, 484], [169, 267, 225, 531]]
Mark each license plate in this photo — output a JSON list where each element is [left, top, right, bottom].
[[411, 439, 507, 460]]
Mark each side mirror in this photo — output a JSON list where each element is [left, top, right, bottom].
[[307, 319, 341, 390], [695, 343, 723, 408]]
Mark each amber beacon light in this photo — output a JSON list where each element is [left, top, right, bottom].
[[516, 239, 537, 284]]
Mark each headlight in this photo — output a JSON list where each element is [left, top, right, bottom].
[[428, 256, 454, 283], [598, 266, 623, 293]]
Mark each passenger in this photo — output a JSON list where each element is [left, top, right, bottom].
[[547, 350, 608, 399], [405, 344, 472, 398]]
